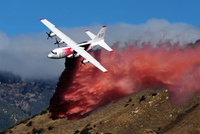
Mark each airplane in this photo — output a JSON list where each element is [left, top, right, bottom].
[[40, 19, 113, 73]]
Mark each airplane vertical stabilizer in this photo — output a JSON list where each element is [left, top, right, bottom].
[[93, 25, 113, 52], [94, 25, 106, 41]]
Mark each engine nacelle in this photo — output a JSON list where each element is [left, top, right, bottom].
[[80, 59, 89, 66], [82, 59, 89, 64], [58, 40, 64, 44], [72, 53, 80, 58], [50, 33, 56, 37]]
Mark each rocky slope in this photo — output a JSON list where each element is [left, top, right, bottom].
[[0, 71, 57, 131], [0, 100, 28, 131], [2, 88, 200, 134]]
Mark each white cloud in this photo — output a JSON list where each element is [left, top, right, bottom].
[[107, 19, 200, 46]]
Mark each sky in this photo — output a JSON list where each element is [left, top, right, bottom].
[[0, 0, 200, 36], [1, 0, 200, 79]]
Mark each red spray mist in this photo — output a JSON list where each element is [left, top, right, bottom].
[[50, 41, 200, 120]]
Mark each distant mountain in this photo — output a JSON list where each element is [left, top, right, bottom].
[[0, 71, 57, 131], [1, 89, 200, 134], [0, 71, 22, 84], [0, 100, 28, 131]]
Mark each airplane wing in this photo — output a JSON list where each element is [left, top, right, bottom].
[[40, 19, 108, 73]]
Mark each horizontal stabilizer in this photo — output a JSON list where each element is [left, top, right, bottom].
[[98, 40, 113, 52], [85, 30, 96, 40]]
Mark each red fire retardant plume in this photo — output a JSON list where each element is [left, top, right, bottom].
[[49, 42, 200, 120]]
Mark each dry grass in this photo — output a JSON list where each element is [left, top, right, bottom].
[[2, 88, 200, 134]]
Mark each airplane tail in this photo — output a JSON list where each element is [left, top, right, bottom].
[[94, 25, 106, 41], [97, 40, 113, 52], [85, 25, 113, 52]]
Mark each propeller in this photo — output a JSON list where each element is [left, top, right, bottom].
[[79, 58, 86, 66], [54, 38, 60, 47], [46, 31, 53, 40], [73, 50, 77, 58], [54, 38, 59, 44]]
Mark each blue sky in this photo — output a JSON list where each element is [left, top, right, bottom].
[[0, 0, 200, 36]]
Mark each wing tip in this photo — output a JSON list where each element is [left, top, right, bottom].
[[103, 25, 106, 28], [104, 71, 108, 73], [85, 30, 89, 32], [110, 50, 114, 52], [40, 18, 45, 21]]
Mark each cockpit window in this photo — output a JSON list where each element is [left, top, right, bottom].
[[51, 51, 57, 55]]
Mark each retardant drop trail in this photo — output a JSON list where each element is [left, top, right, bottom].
[[50, 42, 200, 120], [49, 58, 80, 119]]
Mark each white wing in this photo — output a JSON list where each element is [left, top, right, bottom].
[[40, 19, 108, 73]]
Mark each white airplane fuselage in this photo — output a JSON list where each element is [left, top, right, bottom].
[[48, 41, 96, 59]]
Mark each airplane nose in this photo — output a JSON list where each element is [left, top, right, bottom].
[[48, 54, 52, 58]]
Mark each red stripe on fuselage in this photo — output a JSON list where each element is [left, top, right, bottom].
[[62, 47, 73, 56], [86, 44, 92, 51]]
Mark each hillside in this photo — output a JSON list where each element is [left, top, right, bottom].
[[0, 100, 28, 131], [0, 71, 57, 131], [2, 88, 200, 134]]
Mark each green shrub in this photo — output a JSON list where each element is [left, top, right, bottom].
[[40, 109, 48, 115], [32, 128, 44, 134], [80, 124, 92, 134], [47, 126, 54, 130], [139, 95, 146, 103], [74, 130, 80, 134], [26, 121, 33, 127]]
